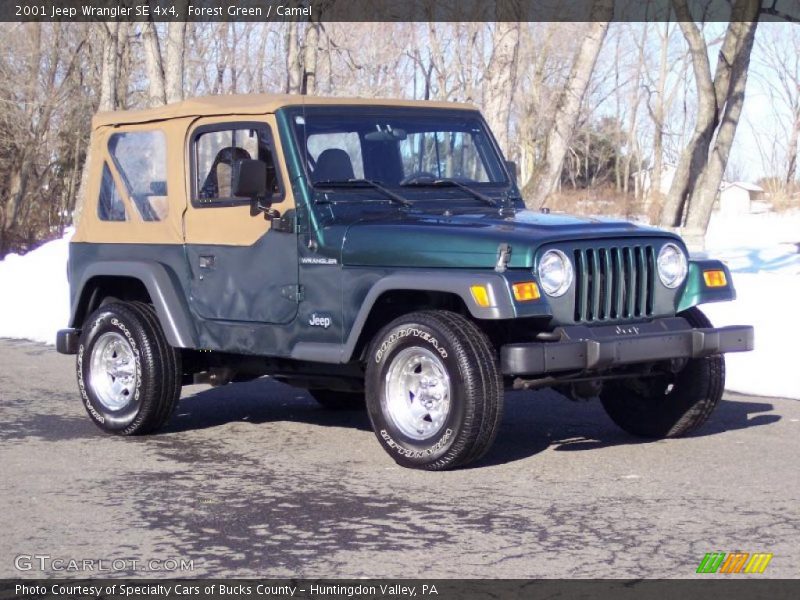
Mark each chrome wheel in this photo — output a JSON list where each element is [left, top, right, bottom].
[[383, 346, 451, 440], [89, 332, 138, 411]]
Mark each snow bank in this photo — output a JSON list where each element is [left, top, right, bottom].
[[0, 230, 72, 344], [0, 212, 798, 399], [700, 211, 800, 399], [705, 210, 800, 251], [703, 273, 800, 399]]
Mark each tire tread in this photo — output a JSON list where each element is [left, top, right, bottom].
[[365, 309, 503, 470]]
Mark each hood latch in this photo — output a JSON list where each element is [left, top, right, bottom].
[[495, 243, 512, 273]]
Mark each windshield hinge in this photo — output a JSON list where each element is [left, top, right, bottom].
[[281, 284, 304, 303], [271, 211, 296, 233]]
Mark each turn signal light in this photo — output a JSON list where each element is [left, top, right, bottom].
[[512, 282, 541, 302], [470, 285, 492, 308], [703, 270, 727, 288]]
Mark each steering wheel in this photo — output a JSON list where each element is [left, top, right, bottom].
[[400, 171, 437, 185]]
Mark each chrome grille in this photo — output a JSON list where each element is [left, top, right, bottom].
[[573, 245, 655, 322]]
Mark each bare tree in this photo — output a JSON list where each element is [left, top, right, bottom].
[[642, 21, 689, 207], [165, 19, 187, 103], [10, 13, 800, 256], [141, 22, 166, 106], [302, 21, 320, 95], [141, 12, 186, 107], [620, 23, 650, 198], [756, 23, 800, 186], [286, 22, 302, 94], [660, 0, 760, 235], [515, 22, 560, 190], [98, 22, 121, 111], [528, 0, 614, 208], [483, 22, 520, 156], [73, 23, 123, 224], [0, 22, 90, 253]]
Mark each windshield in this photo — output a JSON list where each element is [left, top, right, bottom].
[[288, 107, 509, 192]]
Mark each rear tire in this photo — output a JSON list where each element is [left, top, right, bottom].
[[76, 301, 181, 435], [365, 310, 503, 470], [309, 389, 365, 410], [600, 307, 724, 438]]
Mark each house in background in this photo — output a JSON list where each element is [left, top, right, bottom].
[[633, 163, 676, 198], [633, 166, 770, 217], [716, 181, 766, 215]]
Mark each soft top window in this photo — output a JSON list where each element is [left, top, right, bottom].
[[192, 124, 281, 207], [97, 163, 126, 222], [108, 130, 169, 221]]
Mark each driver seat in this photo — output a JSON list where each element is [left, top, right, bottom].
[[313, 148, 355, 183], [201, 146, 252, 198]]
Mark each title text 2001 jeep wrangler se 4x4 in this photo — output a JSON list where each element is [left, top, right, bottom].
[[57, 94, 753, 470]]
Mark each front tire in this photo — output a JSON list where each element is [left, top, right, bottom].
[[77, 301, 181, 435], [600, 307, 725, 438], [365, 310, 503, 470]]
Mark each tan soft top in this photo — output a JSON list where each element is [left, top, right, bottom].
[[92, 93, 477, 129]]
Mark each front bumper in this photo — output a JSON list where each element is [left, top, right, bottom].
[[500, 317, 753, 376], [56, 328, 80, 355]]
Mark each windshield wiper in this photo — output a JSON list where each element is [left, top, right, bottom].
[[400, 178, 499, 208], [314, 179, 412, 207]]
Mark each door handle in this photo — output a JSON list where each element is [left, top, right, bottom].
[[198, 255, 216, 269]]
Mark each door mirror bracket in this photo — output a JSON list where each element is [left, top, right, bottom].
[[249, 198, 281, 221]]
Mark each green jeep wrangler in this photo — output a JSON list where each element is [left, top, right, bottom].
[[57, 94, 753, 470]]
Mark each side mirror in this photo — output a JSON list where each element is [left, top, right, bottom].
[[233, 159, 268, 198], [505, 160, 518, 186], [234, 159, 281, 220]]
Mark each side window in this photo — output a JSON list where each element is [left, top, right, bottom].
[[97, 163, 126, 222], [194, 126, 281, 205], [306, 132, 364, 181], [108, 130, 169, 221]]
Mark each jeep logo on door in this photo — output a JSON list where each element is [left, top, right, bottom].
[[308, 313, 333, 329]]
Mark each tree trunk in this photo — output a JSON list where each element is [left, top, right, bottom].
[[685, 17, 759, 232], [483, 22, 520, 157], [141, 22, 166, 107], [213, 24, 227, 94], [99, 22, 120, 111], [659, 5, 718, 227], [115, 22, 133, 109], [527, 0, 613, 208], [426, 23, 448, 98], [650, 22, 670, 205], [660, 0, 760, 233], [302, 21, 319, 95], [5, 161, 32, 232], [3, 23, 41, 233], [286, 22, 302, 94], [256, 23, 268, 93], [75, 23, 120, 224], [623, 25, 647, 198], [165, 20, 187, 103]]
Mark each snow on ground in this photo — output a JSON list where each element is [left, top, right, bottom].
[[0, 229, 72, 344], [699, 211, 800, 400], [0, 212, 798, 399]]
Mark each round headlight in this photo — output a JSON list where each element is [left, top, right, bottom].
[[538, 249, 574, 297], [657, 243, 688, 288]]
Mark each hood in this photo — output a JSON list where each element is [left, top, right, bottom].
[[340, 208, 678, 268]]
